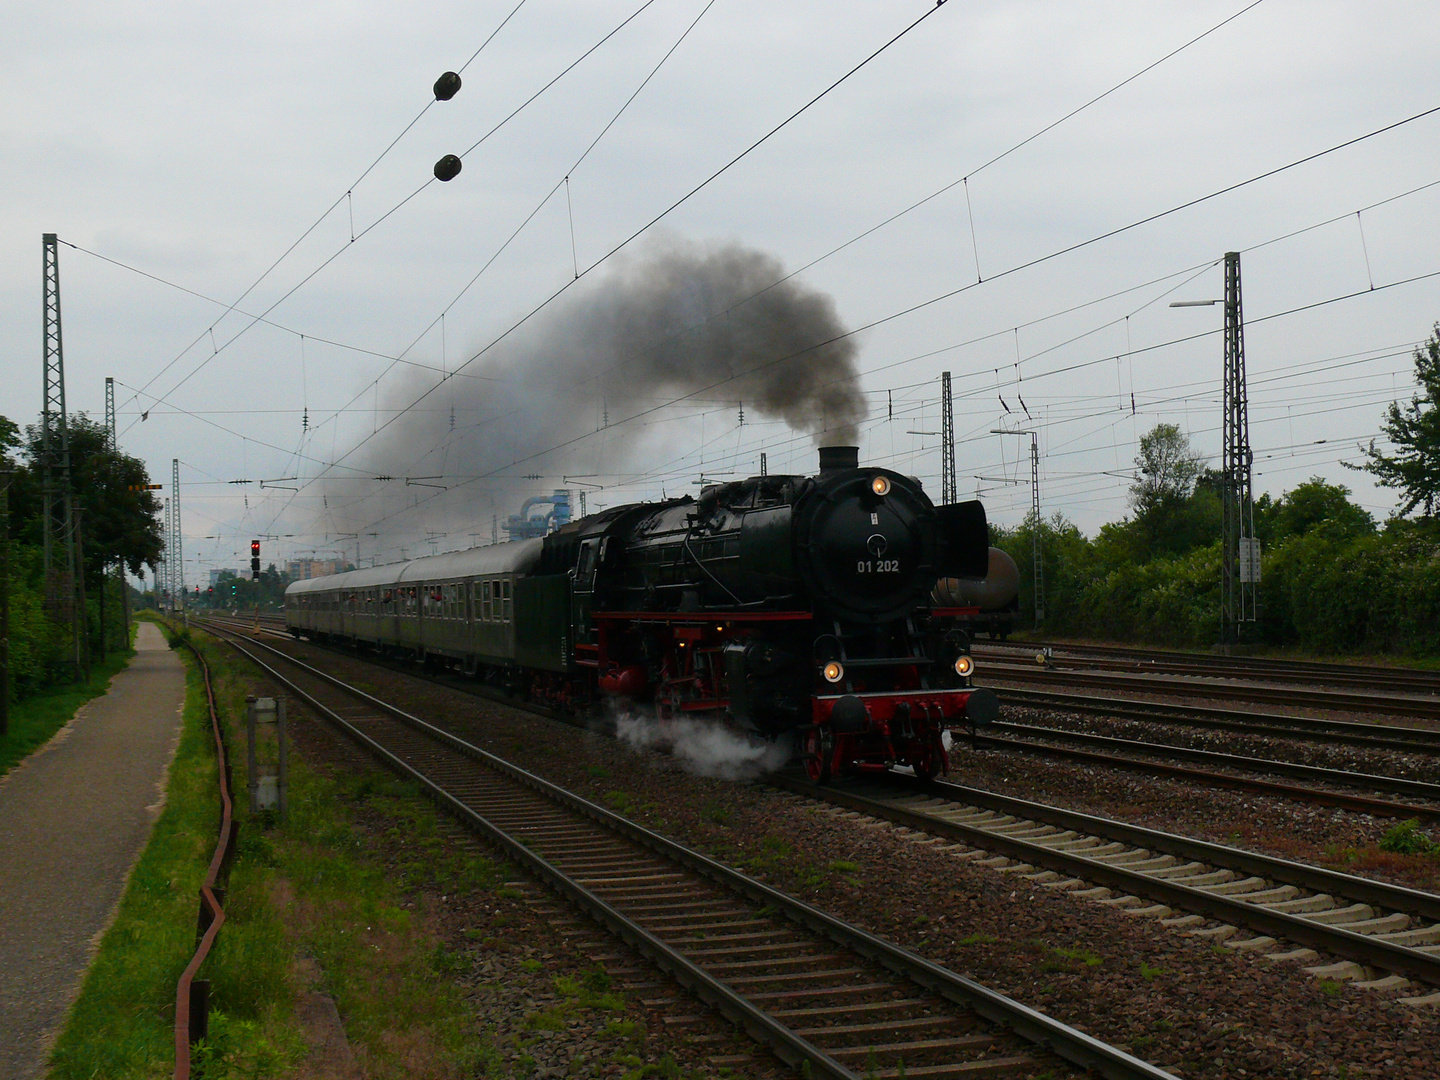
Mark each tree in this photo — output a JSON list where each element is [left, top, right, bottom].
[[23, 414, 163, 580], [1129, 423, 1207, 516], [1257, 477, 1373, 545], [1357, 324, 1440, 517], [1123, 423, 1215, 558]]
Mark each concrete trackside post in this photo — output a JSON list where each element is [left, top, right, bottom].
[[245, 696, 288, 821]]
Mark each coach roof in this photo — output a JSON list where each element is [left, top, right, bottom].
[[285, 537, 544, 596]]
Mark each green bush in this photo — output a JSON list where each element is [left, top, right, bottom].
[[1379, 819, 1438, 855]]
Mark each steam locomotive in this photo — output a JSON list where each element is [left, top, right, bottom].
[[285, 446, 1002, 782]]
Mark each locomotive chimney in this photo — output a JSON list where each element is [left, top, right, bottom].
[[818, 445, 859, 473]]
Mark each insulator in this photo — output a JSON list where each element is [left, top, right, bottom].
[[434, 155, 462, 182], [433, 71, 462, 101]]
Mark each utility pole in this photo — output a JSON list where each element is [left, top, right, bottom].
[[161, 497, 170, 611], [990, 428, 1044, 625], [105, 377, 129, 647], [940, 371, 957, 505], [172, 459, 184, 616], [1029, 431, 1044, 623], [1221, 251, 1258, 648], [41, 234, 84, 678]]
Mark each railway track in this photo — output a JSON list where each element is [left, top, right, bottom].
[[210, 614, 1440, 825], [989, 686, 1440, 753], [979, 660, 1440, 720], [772, 774, 1440, 1005], [198, 620, 1174, 1080], [977, 641, 1440, 698], [969, 722, 1440, 820]]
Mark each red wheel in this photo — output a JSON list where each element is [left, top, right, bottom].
[[802, 726, 834, 785]]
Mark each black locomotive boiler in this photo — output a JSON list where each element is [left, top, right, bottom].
[[286, 446, 1001, 782]]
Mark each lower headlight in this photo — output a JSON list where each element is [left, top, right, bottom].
[[823, 661, 845, 683], [954, 655, 974, 677]]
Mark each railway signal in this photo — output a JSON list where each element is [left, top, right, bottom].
[[251, 539, 261, 581]]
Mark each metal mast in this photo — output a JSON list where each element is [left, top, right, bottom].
[[1029, 431, 1044, 623], [940, 371, 957, 505], [41, 234, 84, 673], [161, 497, 171, 609], [172, 459, 184, 610], [1221, 251, 1257, 646]]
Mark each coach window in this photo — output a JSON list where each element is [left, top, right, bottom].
[[501, 579, 512, 622]]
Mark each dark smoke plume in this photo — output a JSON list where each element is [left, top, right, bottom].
[[321, 235, 868, 542]]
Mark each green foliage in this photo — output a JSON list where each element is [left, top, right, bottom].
[[1356, 324, 1440, 517], [1129, 423, 1208, 515], [992, 454, 1440, 658], [1379, 819, 1438, 855], [1256, 477, 1374, 546], [0, 636, 134, 777], [2, 408, 160, 701]]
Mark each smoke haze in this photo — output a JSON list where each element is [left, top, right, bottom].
[[320, 235, 868, 543]]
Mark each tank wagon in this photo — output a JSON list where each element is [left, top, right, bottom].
[[934, 547, 1021, 640], [286, 447, 1002, 782]]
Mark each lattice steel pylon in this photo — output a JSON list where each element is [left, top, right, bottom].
[[1221, 251, 1257, 646], [172, 458, 184, 610], [1029, 432, 1044, 623], [105, 377, 129, 640], [161, 497, 171, 609], [940, 371, 957, 505], [41, 233, 85, 673]]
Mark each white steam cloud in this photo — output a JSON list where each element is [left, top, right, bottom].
[[613, 709, 794, 781]]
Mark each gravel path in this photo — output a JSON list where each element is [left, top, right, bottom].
[[0, 624, 187, 1080]]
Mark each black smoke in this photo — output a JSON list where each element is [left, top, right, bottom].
[[320, 235, 868, 543]]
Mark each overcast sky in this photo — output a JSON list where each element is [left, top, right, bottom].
[[4, 0, 1439, 582]]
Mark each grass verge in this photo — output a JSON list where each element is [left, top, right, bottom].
[[48, 621, 508, 1079], [0, 631, 136, 778]]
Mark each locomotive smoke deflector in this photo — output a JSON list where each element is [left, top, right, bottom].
[[935, 500, 991, 579]]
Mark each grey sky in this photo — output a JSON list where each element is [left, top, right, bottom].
[[4, 1, 1438, 580]]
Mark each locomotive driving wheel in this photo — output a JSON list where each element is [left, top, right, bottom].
[[802, 725, 834, 785]]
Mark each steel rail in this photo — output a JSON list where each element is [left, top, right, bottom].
[[978, 641, 1440, 695], [990, 686, 1440, 753], [973, 731, 1440, 820], [207, 623, 1179, 1080], [987, 721, 1440, 801], [904, 776, 1440, 923], [769, 775, 1440, 987], [982, 662, 1440, 719]]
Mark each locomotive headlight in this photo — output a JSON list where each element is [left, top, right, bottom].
[[954, 655, 974, 678], [823, 660, 845, 683], [870, 475, 891, 497]]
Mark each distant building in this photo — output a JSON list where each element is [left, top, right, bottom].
[[286, 559, 343, 581], [209, 569, 237, 587]]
